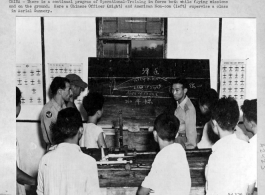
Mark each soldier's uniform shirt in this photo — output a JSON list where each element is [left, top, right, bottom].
[[40, 99, 66, 145], [174, 96, 197, 148]]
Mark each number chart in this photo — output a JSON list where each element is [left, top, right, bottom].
[[220, 59, 247, 105]]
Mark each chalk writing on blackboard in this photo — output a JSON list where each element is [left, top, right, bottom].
[[88, 58, 211, 127], [111, 76, 171, 98], [142, 68, 149, 76], [125, 97, 153, 105], [125, 91, 164, 97]]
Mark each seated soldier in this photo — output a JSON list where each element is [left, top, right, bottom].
[[137, 113, 191, 195], [79, 92, 107, 148], [197, 89, 249, 149], [241, 99, 257, 193], [197, 88, 219, 149], [37, 108, 101, 195], [205, 97, 255, 195]]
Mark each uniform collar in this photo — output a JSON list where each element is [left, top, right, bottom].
[[177, 96, 188, 109], [51, 98, 66, 110], [212, 133, 236, 152]]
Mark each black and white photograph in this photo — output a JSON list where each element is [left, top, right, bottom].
[[0, 1, 264, 195], [14, 16, 259, 195]]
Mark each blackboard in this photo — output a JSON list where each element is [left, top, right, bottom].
[[88, 58, 210, 131]]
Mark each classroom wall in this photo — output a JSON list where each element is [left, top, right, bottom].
[[167, 18, 219, 90], [44, 17, 97, 102], [16, 17, 257, 186], [16, 17, 97, 181], [16, 17, 43, 120]]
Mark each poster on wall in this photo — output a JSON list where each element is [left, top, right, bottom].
[[16, 63, 44, 105], [47, 63, 84, 105], [220, 59, 247, 106]]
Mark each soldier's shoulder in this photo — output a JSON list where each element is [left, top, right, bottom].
[[41, 101, 56, 118], [185, 98, 196, 112], [42, 100, 54, 110]]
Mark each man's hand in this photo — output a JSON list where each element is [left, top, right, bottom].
[[17, 165, 36, 186], [185, 143, 195, 150], [137, 186, 151, 195]]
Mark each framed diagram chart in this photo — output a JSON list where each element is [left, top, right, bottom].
[[220, 59, 247, 105], [16, 63, 43, 105], [48, 63, 83, 83]]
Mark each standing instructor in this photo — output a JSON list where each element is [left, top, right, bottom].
[[170, 77, 197, 149]]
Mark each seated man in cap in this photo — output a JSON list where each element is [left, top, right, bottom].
[[66, 74, 88, 109], [37, 108, 101, 195]]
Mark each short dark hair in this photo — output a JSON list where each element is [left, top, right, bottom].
[[154, 113, 180, 141], [171, 77, 189, 89], [211, 97, 239, 131], [241, 99, 257, 124], [50, 77, 70, 96], [83, 92, 104, 116], [16, 87, 21, 106], [51, 107, 83, 144], [199, 88, 219, 112]]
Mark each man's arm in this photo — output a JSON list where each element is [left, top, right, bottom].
[[136, 186, 151, 195], [97, 132, 107, 148], [40, 110, 54, 145], [17, 164, 36, 185], [185, 108, 197, 149], [36, 160, 44, 195]]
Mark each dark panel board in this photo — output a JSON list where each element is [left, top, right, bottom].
[[88, 58, 210, 129]]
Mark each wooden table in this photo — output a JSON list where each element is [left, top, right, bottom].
[[81, 148, 211, 195], [97, 149, 211, 188]]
